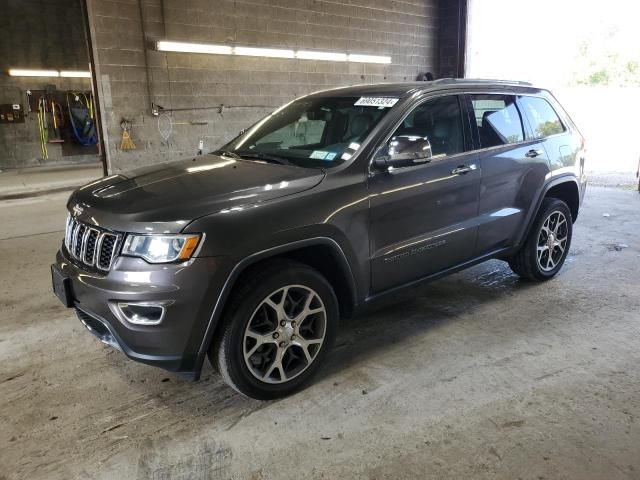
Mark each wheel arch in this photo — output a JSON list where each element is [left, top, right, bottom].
[[544, 178, 580, 222], [516, 175, 580, 249], [194, 237, 359, 374]]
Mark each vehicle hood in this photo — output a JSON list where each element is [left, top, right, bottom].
[[68, 154, 325, 233]]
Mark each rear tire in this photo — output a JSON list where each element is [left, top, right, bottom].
[[211, 260, 338, 400], [508, 198, 573, 281]]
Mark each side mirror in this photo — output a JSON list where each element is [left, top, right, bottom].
[[374, 135, 433, 170]]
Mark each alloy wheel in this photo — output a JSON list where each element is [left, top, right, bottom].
[[243, 285, 327, 384], [537, 210, 568, 272]]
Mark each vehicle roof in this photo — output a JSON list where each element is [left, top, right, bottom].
[[311, 78, 542, 99]]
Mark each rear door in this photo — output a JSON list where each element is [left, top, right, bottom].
[[368, 94, 481, 293], [517, 94, 579, 176], [466, 93, 550, 255]]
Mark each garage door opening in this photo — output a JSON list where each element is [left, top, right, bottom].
[[466, 0, 640, 186], [0, 0, 106, 198]]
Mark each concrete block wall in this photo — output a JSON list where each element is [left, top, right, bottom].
[[87, 0, 441, 172], [0, 0, 98, 169]]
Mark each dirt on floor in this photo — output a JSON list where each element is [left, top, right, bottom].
[[1, 186, 639, 480]]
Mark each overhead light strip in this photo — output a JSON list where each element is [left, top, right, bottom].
[[60, 70, 92, 78], [296, 50, 347, 62], [8, 69, 60, 77], [8, 69, 91, 78], [235, 46, 295, 58], [156, 41, 391, 64], [156, 40, 232, 55], [347, 54, 392, 64]]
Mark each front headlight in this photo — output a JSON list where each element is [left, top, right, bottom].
[[122, 234, 201, 263]]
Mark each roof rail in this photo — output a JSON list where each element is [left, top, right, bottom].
[[432, 78, 534, 86]]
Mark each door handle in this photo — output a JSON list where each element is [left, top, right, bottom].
[[525, 149, 544, 158], [451, 164, 477, 175]]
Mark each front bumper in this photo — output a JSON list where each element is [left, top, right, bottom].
[[54, 247, 225, 376]]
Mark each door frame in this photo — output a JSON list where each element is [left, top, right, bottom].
[[81, 0, 110, 176]]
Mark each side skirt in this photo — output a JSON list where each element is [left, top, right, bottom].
[[361, 246, 513, 307]]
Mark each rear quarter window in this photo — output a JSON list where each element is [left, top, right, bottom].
[[519, 96, 566, 139]]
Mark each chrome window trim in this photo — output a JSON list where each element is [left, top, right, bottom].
[[377, 149, 476, 174], [462, 138, 543, 156], [459, 132, 570, 157]]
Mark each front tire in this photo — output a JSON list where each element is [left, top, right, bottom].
[[211, 260, 338, 400], [508, 198, 573, 281]]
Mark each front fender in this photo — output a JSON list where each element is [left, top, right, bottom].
[[190, 235, 359, 377]]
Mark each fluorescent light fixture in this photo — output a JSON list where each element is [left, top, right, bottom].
[[234, 46, 294, 58], [60, 70, 91, 78], [9, 69, 59, 77], [156, 40, 232, 55], [296, 50, 347, 61], [155, 40, 393, 64], [348, 54, 392, 64]]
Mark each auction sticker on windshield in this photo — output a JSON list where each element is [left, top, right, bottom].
[[354, 97, 399, 108]]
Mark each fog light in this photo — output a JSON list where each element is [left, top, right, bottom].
[[111, 301, 171, 326]]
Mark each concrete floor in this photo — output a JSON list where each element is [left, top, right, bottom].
[[1, 186, 639, 480], [0, 163, 103, 200]]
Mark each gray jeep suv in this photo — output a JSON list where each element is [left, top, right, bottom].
[[52, 79, 587, 399]]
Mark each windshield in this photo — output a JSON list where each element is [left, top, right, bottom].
[[218, 96, 397, 168]]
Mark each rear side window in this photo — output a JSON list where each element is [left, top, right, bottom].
[[518, 96, 565, 139], [470, 94, 524, 148]]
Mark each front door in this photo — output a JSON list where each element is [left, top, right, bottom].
[[369, 95, 481, 293]]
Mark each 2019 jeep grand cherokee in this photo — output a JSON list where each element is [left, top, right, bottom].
[[52, 79, 587, 399]]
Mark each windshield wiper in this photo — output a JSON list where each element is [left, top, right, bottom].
[[233, 151, 291, 166], [217, 150, 242, 159]]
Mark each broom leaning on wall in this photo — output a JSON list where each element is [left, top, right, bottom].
[[120, 119, 135, 151]]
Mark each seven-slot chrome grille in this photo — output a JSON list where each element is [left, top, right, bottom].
[[64, 215, 121, 271]]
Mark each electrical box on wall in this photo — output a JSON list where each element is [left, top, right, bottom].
[[0, 104, 25, 124]]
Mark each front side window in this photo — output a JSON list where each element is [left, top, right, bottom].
[[470, 94, 524, 148], [387, 95, 465, 159], [518, 96, 565, 139], [219, 96, 395, 168]]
